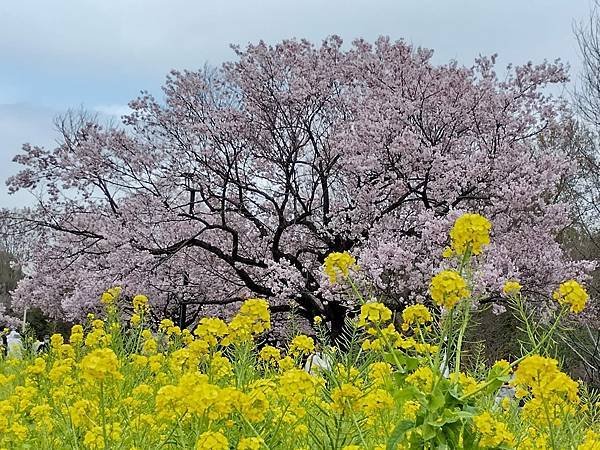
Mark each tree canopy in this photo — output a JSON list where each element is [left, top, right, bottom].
[[6, 37, 593, 334]]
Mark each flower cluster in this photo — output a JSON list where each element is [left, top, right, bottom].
[[357, 302, 393, 327], [449, 213, 492, 256], [401, 304, 432, 327], [473, 412, 515, 447], [0, 290, 596, 449], [553, 279, 589, 313], [0, 215, 596, 449], [100, 286, 122, 306], [429, 270, 470, 309], [323, 251, 357, 284], [512, 355, 580, 426], [502, 280, 522, 296]]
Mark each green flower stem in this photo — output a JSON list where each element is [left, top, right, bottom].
[[454, 296, 472, 375], [347, 276, 366, 305]]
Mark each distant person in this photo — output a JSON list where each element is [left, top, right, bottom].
[[304, 352, 332, 375], [6, 330, 23, 358], [0, 333, 7, 358], [36, 335, 50, 353]]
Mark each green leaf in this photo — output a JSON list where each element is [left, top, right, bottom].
[[383, 350, 419, 373], [387, 420, 414, 450], [429, 385, 446, 412]]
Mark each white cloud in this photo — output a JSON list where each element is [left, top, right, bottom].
[[94, 104, 132, 118], [0, 0, 593, 208], [0, 0, 589, 79]]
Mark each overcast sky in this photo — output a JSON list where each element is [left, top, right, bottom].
[[0, 0, 593, 207]]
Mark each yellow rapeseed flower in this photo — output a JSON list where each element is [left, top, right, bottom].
[[80, 348, 122, 382], [450, 213, 491, 256], [330, 382, 363, 413], [323, 251, 357, 284], [196, 431, 228, 450], [289, 335, 315, 357], [402, 400, 421, 421], [578, 430, 600, 450], [429, 270, 470, 309], [473, 411, 515, 448], [100, 286, 122, 306], [237, 437, 264, 450], [357, 302, 392, 327], [259, 345, 281, 363], [553, 280, 588, 313], [401, 304, 432, 326], [502, 280, 522, 296], [133, 294, 149, 312], [130, 313, 142, 327], [406, 367, 434, 393]]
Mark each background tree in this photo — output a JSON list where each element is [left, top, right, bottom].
[[6, 37, 593, 338]]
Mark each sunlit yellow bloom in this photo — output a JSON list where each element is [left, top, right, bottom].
[[100, 286, 122, 306], [289, 335, 315, 357], [278, 369, 320, 405], [80, 348, 122, 382], [369, 361, 392, 385], [237, 437, 264, 450], [331, 382, 363, 413], [406, 367, 434, 393], [442, 247, 454, 258], [130, 313, 142, 327], [578, 430, 600, 450], [259, 345, 281, 363], [133, 294, 149, 312], [402, 400, 421, 420]]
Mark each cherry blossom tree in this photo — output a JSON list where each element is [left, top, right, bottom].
[[6, 37, 593, 336]]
